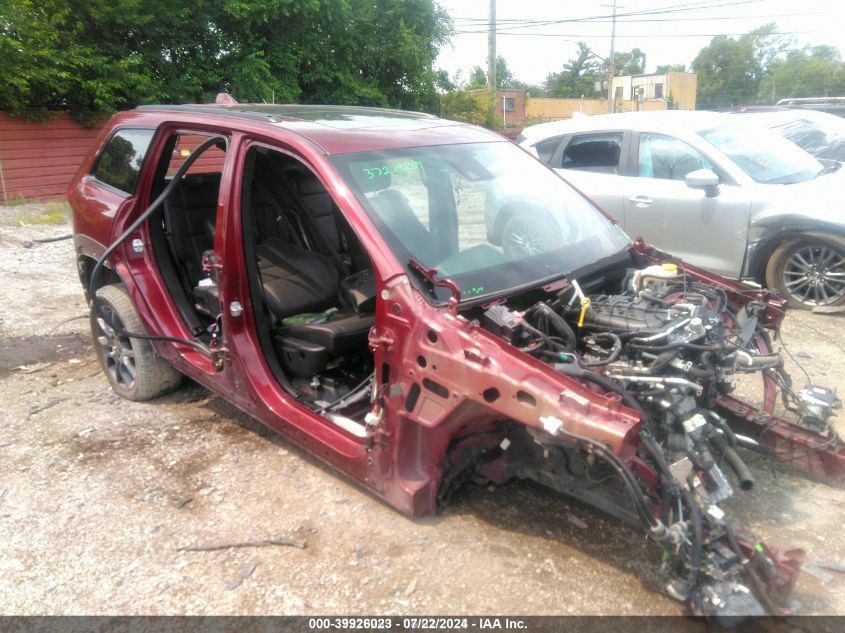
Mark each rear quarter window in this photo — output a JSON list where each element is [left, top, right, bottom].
[[533, 136, 565, 166], [91, 128, 156, 195]]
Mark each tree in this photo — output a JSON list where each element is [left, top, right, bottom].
[[692, 23, 795, 108], [656, 64, 686, 73], [439, 89, 498, 128], [494, 56, 515, 89], [467, 66, 488, 90], [612, 48, 646, 76], [434, 69, 457, 93], [466, 56, 515, 90], [693, 35, 757, 108], [758, 46, 845, 101], [544, 42, 602, 98], [745, 23, 794, 79], [1, 0, 453, 121]]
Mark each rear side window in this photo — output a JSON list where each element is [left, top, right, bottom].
[[91, 128, 156, 194], [561, 133, 623, 174]]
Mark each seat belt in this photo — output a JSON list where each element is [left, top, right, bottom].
[[266, 162, 350, 278]]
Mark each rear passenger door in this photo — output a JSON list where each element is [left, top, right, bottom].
[[548, 132, 631, 222]]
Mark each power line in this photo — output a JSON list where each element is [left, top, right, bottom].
[[451, 0, 762, 22], [450, 0, 769, 29], [452, 30, 812, 38], [453, 12, 817, 26]]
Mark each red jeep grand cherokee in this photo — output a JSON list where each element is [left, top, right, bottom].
[[69, 99, 843, 615]]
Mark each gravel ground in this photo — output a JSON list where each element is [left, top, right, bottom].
[[2, 209, 845, 616]]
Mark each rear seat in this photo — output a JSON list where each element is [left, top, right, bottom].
[[162, 173, 221, 316], [163, 173, 220, 288]]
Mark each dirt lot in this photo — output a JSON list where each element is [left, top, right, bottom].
[[2, 206, 845, 616]]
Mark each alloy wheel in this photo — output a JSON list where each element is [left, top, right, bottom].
[[502, 215, 554, 259], [95, 307, 137, 389], [781, 244, 845, 306]]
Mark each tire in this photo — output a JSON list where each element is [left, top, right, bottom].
[[765, 234, 845, 309], [501, 213, 563, 260], [90, 284, 182, 401]]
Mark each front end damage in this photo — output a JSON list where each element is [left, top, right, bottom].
[[369, 243, 843, 616]]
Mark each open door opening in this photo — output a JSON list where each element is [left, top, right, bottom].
[[147, 132, 227, 345], [240, 145, 378, 422]]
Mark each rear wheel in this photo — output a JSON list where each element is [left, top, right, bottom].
[[765, 234, 845, 309], [91, 284, 182, 401]]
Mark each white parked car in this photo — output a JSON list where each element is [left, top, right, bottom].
[[516, 111, 845, 308]]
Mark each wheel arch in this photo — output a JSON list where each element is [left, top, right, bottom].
[[76, 252, 124, 303], [746, 223, 845, 283]]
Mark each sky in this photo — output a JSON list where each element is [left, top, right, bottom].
[[434, 0, 845, 86]]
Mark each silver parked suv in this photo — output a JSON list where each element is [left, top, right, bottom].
[[518, 110, 845, 308]]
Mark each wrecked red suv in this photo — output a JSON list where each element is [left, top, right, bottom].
[[69, 100, 844, 616]]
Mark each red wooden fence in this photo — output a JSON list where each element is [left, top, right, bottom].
[[0, 112, 103, 202]]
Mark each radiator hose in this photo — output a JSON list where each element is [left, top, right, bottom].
[[709, 432, 754, 491]]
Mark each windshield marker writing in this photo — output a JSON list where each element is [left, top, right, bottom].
[[362, 160, 422, 179]]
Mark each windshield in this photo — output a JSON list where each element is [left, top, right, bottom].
[[763, 112, 845, 162], [330, 141, 629, 302], [699, 122, 822, 184]]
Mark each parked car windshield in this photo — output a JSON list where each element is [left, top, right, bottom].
[[330, 141, 630, 302], [699, 122, 822, 184], [748, 110, 845, 162]]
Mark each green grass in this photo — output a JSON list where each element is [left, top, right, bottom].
[[2, 195, 29, 207], [5, 200, 70, 226]]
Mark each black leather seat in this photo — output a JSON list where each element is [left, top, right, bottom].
[[248, 175, 370, 378], [162, 173, 221, 316], [163, 173, 220, 288], [295, 173, 371, 272], [280, 312, 374, 355], [353, 170, 450, 267], [257, 240, 339, 319], [272, 310, 374, 378]]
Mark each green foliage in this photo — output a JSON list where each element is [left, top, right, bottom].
[[543, 42, 602, 98], [612, 48, 646, 76], [512, 81, 545, 97], [693, 22, 845, 108], [466, 56, 515, 90], [656, 64, 686, 74], [693, 36, 756, 108], [758, 46, 845, 101], [467, 66, 487, 90], [541, 44, 646, 99], [692, 22, 796, 108], [439, 90, 499, 129], [666, 93, 678, 110], [434, 69, 457, 93], [1, 0, 452, 120]]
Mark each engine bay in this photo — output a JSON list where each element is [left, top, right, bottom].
[[468, 261, 839, 616]]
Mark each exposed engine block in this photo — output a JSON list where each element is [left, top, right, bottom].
[[478, 265, 836, 616]]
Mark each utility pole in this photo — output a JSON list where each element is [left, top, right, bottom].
[[487, 0, 496, 93], [606, 0, 618, 113]]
